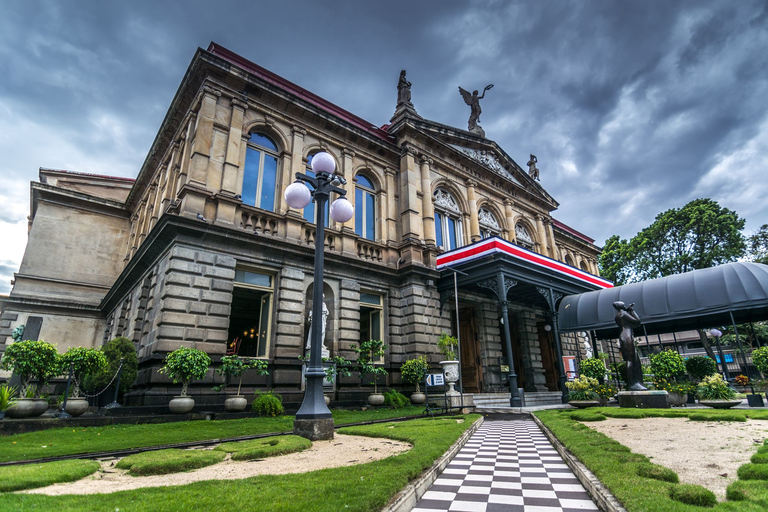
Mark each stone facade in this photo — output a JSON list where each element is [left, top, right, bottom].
[[0, 43, 603, 404]]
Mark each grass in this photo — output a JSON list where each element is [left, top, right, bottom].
[[115, 448, 226, 476], [0, 415, 480, 511], [0, 406, 426, 463], [0, 460, 100, 493], [216, 435, 311, 461], [536, 408, 768, 511]]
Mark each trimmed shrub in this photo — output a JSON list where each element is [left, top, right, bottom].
[[578, 358, 606, 382], [217, 435, 311, 461], [688, 412, 746, 422], [669, 484, 717, 507], [752, 346, 768, 376], [252, 390, 284, 417], [602, 409, 647, 419], [686, 356, 717, 381], [569, 411, 606, 422], [383, 390, 410, 409], [637, 462, 679, 483], [650, 349, 686, 381], [750, 452, 768, 464], [738, 463, 768, 480], [0, 460, 100, 492], [83, 337, 138, 399], [116, 448, 225, 476]]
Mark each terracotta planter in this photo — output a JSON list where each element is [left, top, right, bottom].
[[410, 392, 426, 404], [64, 398, 89, 417], [368, 393, 385, 406], [5, 398, 36, 418], [569, 400, 601, 408], [224, 395, 248, 412], [169, 396, 195, 414], [699, 399, 742, 409]]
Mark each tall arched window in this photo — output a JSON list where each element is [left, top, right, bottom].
[[355, 174, 376, 240], [478, 207, 501, 239], [243, 132, 279, 211], [302, 153, 329, 227], [515, 222, 535, 251], [434, 189, 464, 251]]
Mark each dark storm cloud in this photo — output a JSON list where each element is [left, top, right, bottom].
[[0, 0, 766, 281]]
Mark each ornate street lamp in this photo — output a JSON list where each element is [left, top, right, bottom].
[[284, 152, 353, 441], [709, 328, 731, 381]]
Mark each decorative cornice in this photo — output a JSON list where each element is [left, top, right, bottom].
[[342, 148, 356, 158], [230, 98, 249, 110], [202, 86, 222, 98], [292, 125, 307, 137], [450, 145, 519, 185]]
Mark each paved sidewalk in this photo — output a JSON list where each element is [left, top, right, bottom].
[[413, 419, 599, 512]]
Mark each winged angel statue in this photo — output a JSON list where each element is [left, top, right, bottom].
[[458, 84, 493, 136]]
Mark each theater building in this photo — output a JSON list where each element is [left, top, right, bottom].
[[0, 43, 609, 406]]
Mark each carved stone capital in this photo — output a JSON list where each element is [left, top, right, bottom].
[[466, 178, 478, 188], [342, 148, 356, 158], [292, 125, 307, 137], [263, 115, 275, 126], [419, 154, 432, 166], [202, 86, 222, 97], [503, 198, 514, 207], [401, 145, 419, 157], [384, 167, 397, 177], [230, 98, 249, 110]]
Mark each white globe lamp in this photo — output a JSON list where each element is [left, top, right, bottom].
[[284, 181, 312, 209], [330, 197, 354, 223], [311, 151, 335, 174]]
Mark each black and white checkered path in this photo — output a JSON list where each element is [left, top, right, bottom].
[[414, 419, 599, 512]]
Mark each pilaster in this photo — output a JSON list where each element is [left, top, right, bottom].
[[420, 156, 436, 246], [466, 178, 480, 242]]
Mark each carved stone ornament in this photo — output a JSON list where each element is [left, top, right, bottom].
[[433, 189, 461, 214], [515, 223, 533, 244], [449, 145, 521, 185], [478, 208, 500, 230]]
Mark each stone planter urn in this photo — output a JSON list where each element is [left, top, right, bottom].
[[569, 400, 601, 409], [368, 393, 385, 406], [699, 399, 742, 409], [440, 361, 460, 394], [324, 394, 331, 406], [64, 397, 89, 417], [169, 396, 195, 414], [224, 395, 248, 412], [410, 392, 426, 404], [667, 392, 688, 407], [31, 398, 49, 417], [5, 398, 36, 418]]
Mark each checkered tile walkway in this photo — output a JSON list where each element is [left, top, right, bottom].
[[413, 419, 599, 512]]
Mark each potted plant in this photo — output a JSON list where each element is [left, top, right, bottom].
[[84, 337, 139, 406], [59, 347, 108, 417], [654, 379, 693, 407], [401, 356, 430, 404], [353, 339, 388, 406], [752, 347, 768, 401], [685, 355, 718, 383], [0, 340, 59, 418], [565, 375, 600, 408], [322, 356, 353, 405], [579, 357, 607, 384], [696, 374, 741, 408], [437, 332, 460, 394], [213, 355, 268, 412], [159, 347, 211, 413], [0, 383, 18, 420]]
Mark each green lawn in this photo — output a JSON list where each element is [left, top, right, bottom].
[[0, 406, 426, 463], [0, 415, 480, 512], [535, 408, 768, 511]]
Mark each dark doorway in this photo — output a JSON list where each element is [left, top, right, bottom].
[[458, 308, 482, 393], [538, 321, 560, 391], [228, 286, 272, 357], [500, 314, 527, 391]]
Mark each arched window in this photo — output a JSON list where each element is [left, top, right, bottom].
[[302, 153, 329, 227], [355, 174, 376, 240], [515, 222, 535, 251], [478, 207, 501, 239], [565, 254, 576, 267], [580, 260, 590, 272], [434, 189, 464, 251], [243, 132, 279, 211]]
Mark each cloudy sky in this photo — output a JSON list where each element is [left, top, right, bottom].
[[1, 1, 767, 293]]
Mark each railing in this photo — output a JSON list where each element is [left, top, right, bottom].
[[303, 226, 338, 252], [356, 239, 384, 263], [240, 208, 280, 236]]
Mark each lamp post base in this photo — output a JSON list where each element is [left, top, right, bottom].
[[293, 418, 334, 441]]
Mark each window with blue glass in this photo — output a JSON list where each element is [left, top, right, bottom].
[[715, 354, 734, 363], [242, 132, 279, 211], [433, 189, 463, 251], [355, 174, 376, 240], [302, 153, 329, 227]]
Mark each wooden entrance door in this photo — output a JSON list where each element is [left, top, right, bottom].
[[538, 322, 560, 391], [459, 308, 482, 393]]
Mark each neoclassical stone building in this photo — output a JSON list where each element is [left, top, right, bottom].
[[0, 43, 607, 406]]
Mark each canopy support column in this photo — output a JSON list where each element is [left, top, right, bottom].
[[537, 287, 567, 403]]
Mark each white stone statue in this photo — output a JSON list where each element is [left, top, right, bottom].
[[583, 336, 593, 359], [306, 294, 330, 357]]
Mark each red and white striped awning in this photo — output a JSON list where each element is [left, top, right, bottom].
[[436, 237, 613, 290]]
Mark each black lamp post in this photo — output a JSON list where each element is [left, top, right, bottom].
[[710, 328, 731, 381], [284, 152, 353, 441]]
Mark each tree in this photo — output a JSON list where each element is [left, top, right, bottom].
[[599, 198, 747, 361], [748, 224, 768, 264]]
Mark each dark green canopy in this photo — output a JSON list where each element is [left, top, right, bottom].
[[558, 262, 768, 338]]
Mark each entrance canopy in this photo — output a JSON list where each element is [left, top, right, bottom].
[[558, 262, 768, 338], [436, 237, 612, 307]]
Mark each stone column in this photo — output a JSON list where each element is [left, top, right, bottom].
[[385, 168, 398, 244], [545, 218, 558, 259], [466, 179, 480, 243], [188, 87, 221, 187], [398, 146, 423, 242], [535, 214, 548, 256], [221, 99, 246, 196], [420, 156, 436, 246], [504, 199, 516, 243]]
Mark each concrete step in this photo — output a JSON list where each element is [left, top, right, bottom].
[[471, 391, 563, 408]]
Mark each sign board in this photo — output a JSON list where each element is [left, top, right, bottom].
[[562, 356, 577, 380], [425, 373, 444, 387]]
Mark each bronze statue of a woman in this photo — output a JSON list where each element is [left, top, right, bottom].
[[613, 301, 647, 391]]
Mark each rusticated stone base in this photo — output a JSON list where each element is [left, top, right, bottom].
[[293, 418, 334, 441], [618, 390, 669, 409]]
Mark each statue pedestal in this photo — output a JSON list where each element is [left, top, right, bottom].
[[618, 390, 669, 409]]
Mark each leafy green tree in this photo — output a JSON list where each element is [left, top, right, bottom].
[[0, 340, 59, 397], [59, 347, 108, 398], [159, 347, 211, 397], [84, 337, 138, 400], [748, 224, 768, 264], [599, 235, 633, 285]]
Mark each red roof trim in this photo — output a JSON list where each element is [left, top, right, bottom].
[[552, 218, 594, 244], [207, 43, 395, 145], [39, 168, 136, 182], [436, 237, 613, 289]]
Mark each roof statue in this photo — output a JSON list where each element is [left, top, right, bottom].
[[397, 70, 412, 107], [458, 84, 493, 137], [527, 154, 540, 181]]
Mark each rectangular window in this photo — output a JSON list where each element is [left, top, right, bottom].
[[365, 192, 375, 240], [435, 213, 444, 248], [302, 169, 329, 227], [229, 268, 275, 358], [260, 154, 278, 212], [360, 292, 384, 364], [242, 147, 261, 207], [447, 217, 457, 250]]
